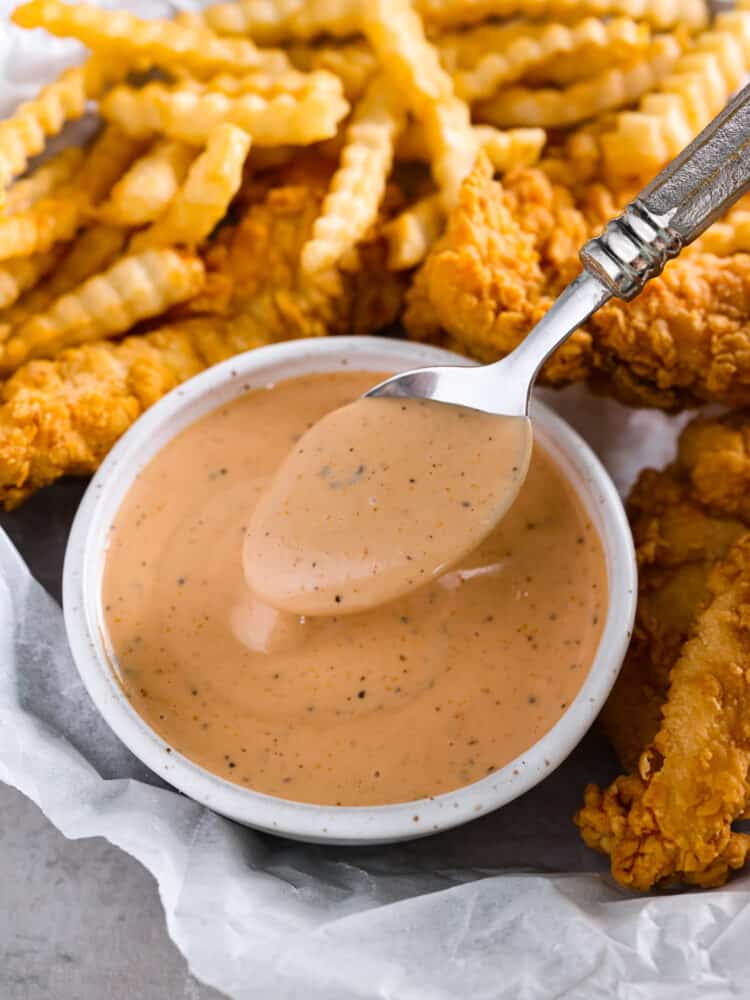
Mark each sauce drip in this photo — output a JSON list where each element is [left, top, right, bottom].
[[244, 396, 532, 615], [101, 371, 607, 806]]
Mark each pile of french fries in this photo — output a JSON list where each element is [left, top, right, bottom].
[[0, 0, 749, 428]]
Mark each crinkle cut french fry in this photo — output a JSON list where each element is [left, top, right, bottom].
[[600, 9, 750, 178], [440, 16, 651, 101], [199, 0, 706, 41], [0, 247, 64, 310], [300, 76, 404, 275], [383, 193, 444, 269], [286, 19, 649, 104], [362, 0, 477, 207], [0, 248, 206, 373], [397, 123, 545, 170], [177, 69, 344, 99], [422, 97, 478, 208], [0, 57, 120, 210], [363, 0, 451, 107], [12, 0, 290, 78], [4, 223, 127, 327], [101, 78, 348, 146], [475, 36, 681, 128], [289, 43, 376, 102], [0, 196, 83, 264], [416, 0, 708, 31], [473, 126, 546, 170], [5, 147, 85, 215], [70, 124, 149, 208], [131, 125, 252, 252], [97, 140, 196, 227], [201, 0, 361, 43], [0, 127, 144, 263]]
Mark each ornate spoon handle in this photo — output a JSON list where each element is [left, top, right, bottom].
[[580, 80, 750, 299]]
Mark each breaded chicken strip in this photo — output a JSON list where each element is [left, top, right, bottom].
[[578, 414, 750, 890], [578, 539, 750, 890], [601, 463, 745, 772], [404, 158, 750, 410], [0, 162, 406, 508]]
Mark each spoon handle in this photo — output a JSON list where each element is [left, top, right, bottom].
[[580, 80, 750, 300]]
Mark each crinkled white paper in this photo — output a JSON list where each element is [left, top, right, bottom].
[[2, 5, 749, 997]]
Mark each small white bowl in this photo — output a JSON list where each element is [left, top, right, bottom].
[[63, 337, 636, 845]]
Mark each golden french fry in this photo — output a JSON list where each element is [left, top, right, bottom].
[[476, 36, 681, 128], [397, 122, 545, 170], [199, 0, 706, 40], [420, 97, 478, 208], [0, 57, 120, 211], [5, 223, 127, 327], [600, 10, 750, 179], [289, 42, 377, 102], [5, 147, 85, 215], [300, 76, 404, 275], [0, 196, 84, 264], [290, 21, 652, 105], [201, 0, 361, 43], [0, 126, 144, 262], [362, 0, 477, 208], [523, 18, 656, 86], [440, 16, 651, 101], [0, 248, 205, 373], [0, 247, 64, 310], [288, 19, 649, 104], [473, 125, 546, 170], [177, 69, 343, 99], [101, 77, 347, 146], [96, 140, 196, 227], [130, 124, 252, 252], [416, 0, 707, 31], [12, 0, 290, 77], [382, 193, 444, 269]]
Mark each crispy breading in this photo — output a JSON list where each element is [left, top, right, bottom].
[[600, 462, 746, 772], [577, 537, 750, 890], [578, 413, 750, 889], [0, 161, 406, 507], [404, 159, 750, 409], [404, 156, 603, 384]]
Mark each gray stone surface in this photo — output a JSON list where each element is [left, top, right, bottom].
[[0, 784, 224, 1000], [0, 481, 225, 1000]]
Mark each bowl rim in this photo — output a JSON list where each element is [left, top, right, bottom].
[[63, 336, 637, 845]]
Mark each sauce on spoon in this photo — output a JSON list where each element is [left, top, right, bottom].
[[244, 395, 532, 615]]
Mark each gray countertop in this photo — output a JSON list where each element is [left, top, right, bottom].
[[0, 481, 224, 1000]]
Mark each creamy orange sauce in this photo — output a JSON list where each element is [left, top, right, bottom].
[[244, 396, 532, 615], [101, 371, 607, 806]]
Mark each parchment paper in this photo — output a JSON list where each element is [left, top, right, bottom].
[[3, 6, 750, 997]]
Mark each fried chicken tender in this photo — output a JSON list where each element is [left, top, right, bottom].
[[577, 413, 750, 890], [578, 539, 750, 890], [404, 155, 607, 383], [404, 158, 750, 409], [601, 460, 746, 772], [0, 160, 406, 507]]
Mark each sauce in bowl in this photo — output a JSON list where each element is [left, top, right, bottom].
[[101, 370, 607, 806]]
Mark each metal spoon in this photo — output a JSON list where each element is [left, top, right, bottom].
[[368, 81, 750, 417]]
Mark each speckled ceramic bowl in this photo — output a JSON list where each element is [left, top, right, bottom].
[[63, 336, 636, 845]]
